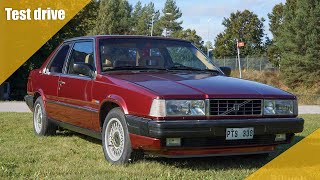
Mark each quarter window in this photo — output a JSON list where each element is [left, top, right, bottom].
[[48, 44, 70, 73], [67, 41, 95, 75]]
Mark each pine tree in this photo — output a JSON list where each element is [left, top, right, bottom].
[[132, 2, 160, 36], [277, 0, 320, 87], [159, 0, 183, 37], [91, 0, 132, 35], [132, 1, 143, 27], [173, 29, 204, 50], [267, 3, 284, 67]]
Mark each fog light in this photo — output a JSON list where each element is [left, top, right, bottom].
[[166, 138, 181, 147], [275, 134, 286, 141]]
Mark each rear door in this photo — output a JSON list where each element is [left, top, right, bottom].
[[41, 43, 72, 120], [56, 40, 97, 129]]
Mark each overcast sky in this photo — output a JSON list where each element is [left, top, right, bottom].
[[128, 0, 286, 42]]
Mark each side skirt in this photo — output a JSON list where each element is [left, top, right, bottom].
[[49, 118, 102, 140]]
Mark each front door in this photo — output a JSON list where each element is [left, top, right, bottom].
[[41, 43, 71, 120], [56, 41, 97, 129]]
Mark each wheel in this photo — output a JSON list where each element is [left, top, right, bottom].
[[102, 107, 143, 164], [33, 96, 57, 136]]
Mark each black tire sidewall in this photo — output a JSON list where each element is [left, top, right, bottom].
[[33, 97, 48, 136], [102, 107, 132, 164]]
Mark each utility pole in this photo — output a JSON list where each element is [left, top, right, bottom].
[[236, 39, 242, 79], [164, 12, 172, 37], [151, 14, 155, 36], [207, 18, 211, 42], [207, 49, 213, 59]]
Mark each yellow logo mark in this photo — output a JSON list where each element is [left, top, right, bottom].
[[0, 0, 91, 84], [247, 129, 320, 179]]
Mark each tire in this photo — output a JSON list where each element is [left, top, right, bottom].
[[102, 107, 143, 164], [33, 96, 57, 136]]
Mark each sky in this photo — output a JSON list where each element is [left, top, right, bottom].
[[128, 0, 286, 43]]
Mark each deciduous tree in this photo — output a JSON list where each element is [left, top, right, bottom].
[[214, 10, 265, 58]]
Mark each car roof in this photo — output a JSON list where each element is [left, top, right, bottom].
[[64, 35, 191, 43]]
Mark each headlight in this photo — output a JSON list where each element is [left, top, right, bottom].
[[263, 100, 297, 115], [149, 99, 205, 117]]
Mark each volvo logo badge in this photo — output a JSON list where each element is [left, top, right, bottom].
[[233, 104, 240, 111], [221, 100, 252, 115]]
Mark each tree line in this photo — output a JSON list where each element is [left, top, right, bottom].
[[214, 0, 320, 88], [6, 0, 319, 99]]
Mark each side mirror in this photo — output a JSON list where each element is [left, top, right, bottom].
[[220, 66, 232, 76], [73, 63, 93, 77]]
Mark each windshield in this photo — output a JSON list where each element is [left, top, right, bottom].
[[99, 38, 219, 72]]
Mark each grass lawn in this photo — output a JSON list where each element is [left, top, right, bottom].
[[0, 113, 319, 179]]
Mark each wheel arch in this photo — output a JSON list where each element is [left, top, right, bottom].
[[32, 89, 47, 110], [99, 94, 128, 128], [33, 89, 46, 103]]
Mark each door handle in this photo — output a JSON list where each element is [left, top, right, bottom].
[[58, 81, 65, 85]]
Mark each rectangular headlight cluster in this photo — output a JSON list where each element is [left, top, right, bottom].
[[150, 99, 297, 117], [149, 99, 205, 117], [263, 99, 297, 115]]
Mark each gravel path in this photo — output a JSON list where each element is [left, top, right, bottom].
[[0, 102, 319, 114], [0, 102, 31, 112]]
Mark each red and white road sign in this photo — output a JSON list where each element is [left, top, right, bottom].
[[237, 42, 245, 47]]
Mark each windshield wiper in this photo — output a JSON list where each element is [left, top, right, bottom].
[[167, 65, 221, 74], [108, 66, 167, 71]]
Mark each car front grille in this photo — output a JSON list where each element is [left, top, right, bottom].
[[209, 99, 262, 116]]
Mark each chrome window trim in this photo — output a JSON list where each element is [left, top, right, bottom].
[[62, 38, 97, 80], [44, 42, 73, 75], [59, 73, 92, 80]]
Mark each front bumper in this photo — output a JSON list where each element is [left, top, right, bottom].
[[126, 115, 304, 156], [126, 115, 304, 138]]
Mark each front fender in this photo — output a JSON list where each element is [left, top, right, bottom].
[[102, 94, 129, 114]]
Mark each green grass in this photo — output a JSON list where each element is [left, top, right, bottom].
[[0, 113, 319, 179]]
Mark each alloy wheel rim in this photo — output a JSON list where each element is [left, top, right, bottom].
[[34, 103, 43, 133], [105, 118, 125, 161]]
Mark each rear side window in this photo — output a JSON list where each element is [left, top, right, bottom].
[[48, 44, 70, 73], [67, 41, 95, 75]]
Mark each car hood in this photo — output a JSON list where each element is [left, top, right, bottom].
[[108, 72, 294, 99]]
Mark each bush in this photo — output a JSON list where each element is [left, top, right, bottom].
[[231, 70, 320, 105]]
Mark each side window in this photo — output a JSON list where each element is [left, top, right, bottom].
[[67, 41, 95, 75], [48, 44, 70, 73]]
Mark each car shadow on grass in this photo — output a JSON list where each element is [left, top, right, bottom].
[[144, 135, 305, 171], [54, 130, 305, 170], [56, 130, 102, 145]]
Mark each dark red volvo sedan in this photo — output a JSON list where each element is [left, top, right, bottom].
[[25, 36, 304, 164]]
